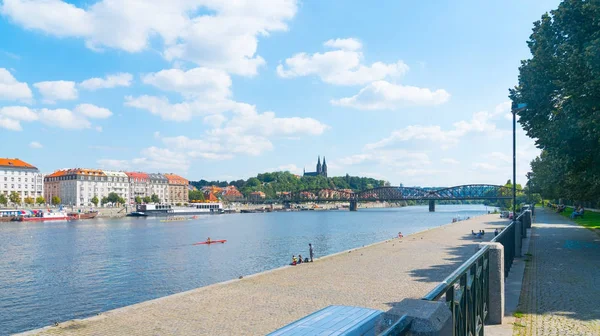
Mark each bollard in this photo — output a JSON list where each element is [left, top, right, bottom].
[[514, 220, 522, 258], [382, 299, 452, 336], [479, 242, 504, 324]]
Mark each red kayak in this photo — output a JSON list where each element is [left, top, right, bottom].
[[194, 240, 227, 245]]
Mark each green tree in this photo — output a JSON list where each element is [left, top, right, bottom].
[[189, 190, 205, 201], [101, 197, 108, 205], [151, 194, 160, 203], [510, 1, 600, 203], [35, 196, 45, 205], [135, 196, 142, 204], [51, 196, 61, 205], [91, 195, 99, 206], [143, 196, 152, 203], [106, 192, 126, 204], [246, 177, 261, 188], [24, 197, 34, 205], [0, 193, 8, 206], [9, 191, 21, 205]]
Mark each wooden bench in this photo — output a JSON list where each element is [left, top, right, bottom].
[[268, 305, 384, 336]]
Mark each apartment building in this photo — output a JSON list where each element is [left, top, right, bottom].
[[148, 173, 169, 203], [0, 158, 44, 202], [164, 173, 189, 204]]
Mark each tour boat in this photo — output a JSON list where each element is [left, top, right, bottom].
[[0, 209, 22, 222], [19, 210, 70, 222], [133, 203, 224, 217]]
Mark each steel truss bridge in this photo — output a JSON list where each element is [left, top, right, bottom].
[[246, 184, 512, 211]]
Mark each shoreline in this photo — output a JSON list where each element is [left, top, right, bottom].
[[19, 212, 501, 336]]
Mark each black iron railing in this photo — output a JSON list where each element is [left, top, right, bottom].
[[422, 246, 490, 336], [491, 219, 516, 276]]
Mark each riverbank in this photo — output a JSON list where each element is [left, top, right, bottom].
[[21, 213, 508, 336]]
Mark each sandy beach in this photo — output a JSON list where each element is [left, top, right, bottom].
[[21, 214, 507, 336]]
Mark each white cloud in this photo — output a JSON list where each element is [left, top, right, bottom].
[[0, 106, 38, 121], [472, 162, 501, 171], [0, 68, 32, 101], [0, 117, 21, 131], [338, 150, 431, 168], [80, 73, 132, 90], [133, 147, 190, 172], [323, 38, 362, 51], [2, 0, 298, 76], [493, 101, 511, 116], [74, 103, 112, 119], [125, 95, 244, 121], [441, 158, 460, 165], [275, 164, 302, 174], [33, 80, 77, 103], [29, 141, 43, 148], [39, 108, 91, 129], [95, 126, 103, 132], [486, 152, 511, 164], [203, 114, 227, 128], [277, 39, 408, 85], [365, 125, 461, 150], [331, 80, 450, 110], [141, 67, 231, 99]]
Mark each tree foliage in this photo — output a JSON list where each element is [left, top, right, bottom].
[[36, 196, 45, 205], [189, 190, 205, 201], [510, 0, 600, 203], [143, 196, 152, 203], [9, 191, 21, 205], [151, 194, 160, 203], [106, 192, 125, 204], [91, 196, 99, 206], [24, 197, 34, 205], [0, 194, 7, 206], [190, 171, 387, 199], [51, 196, 61, 205], [134, 196, 142, 204]]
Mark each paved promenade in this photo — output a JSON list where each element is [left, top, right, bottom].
[[513, 208, 600, 336], [21, 214, 506, 336]]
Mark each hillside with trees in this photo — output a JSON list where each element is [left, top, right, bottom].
[[190, 172, 387, 199], [510, 0, 600, 206]]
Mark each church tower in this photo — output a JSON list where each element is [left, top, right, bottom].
[[322, 156, 328, 177], [316, 156, 322, 174]]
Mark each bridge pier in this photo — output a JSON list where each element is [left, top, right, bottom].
[[349, 200, 358, 211], [429, 200, 435, 212], [283, 201, 291, 210]]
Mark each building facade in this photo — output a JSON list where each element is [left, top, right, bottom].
[[0, 158, 44, 203], [303, 156, 328, 177], [126, 172, 150, 203], [44, 169, 129, 206], [148, 173, 169, 203], [164, 174, 189, 204]]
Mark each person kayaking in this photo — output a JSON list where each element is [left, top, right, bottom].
[[206, 237, 212, 244]]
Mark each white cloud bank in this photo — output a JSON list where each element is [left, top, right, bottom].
[[0, 104, 112, 131], [1, 0, 298, 76], [331, 80, 450, 110], [277, 38, 408, 85], [34, 80, 78, 103], [0, 68, 32, 101], [80, 73, 132, 90]]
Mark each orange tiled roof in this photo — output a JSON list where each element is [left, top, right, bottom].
[[164, 173, 189, 184], [46, 170, 68, 178], [0, 158, 37, 169]]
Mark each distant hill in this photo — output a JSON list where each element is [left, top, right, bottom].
[[190, 171, 387, 198]]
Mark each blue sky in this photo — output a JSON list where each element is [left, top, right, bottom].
[[0, 0, 559, 186]]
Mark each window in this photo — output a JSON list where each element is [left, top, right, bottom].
[[11, 177, 14, 182], [25, 178, 28, 182]]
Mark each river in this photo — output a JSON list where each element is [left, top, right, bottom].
[[0, 204, 494, 334]]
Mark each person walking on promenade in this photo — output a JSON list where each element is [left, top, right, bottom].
[[309, 243, 314, 262]]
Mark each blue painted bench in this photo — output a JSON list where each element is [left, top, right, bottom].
[[267, 305, 384, 336]]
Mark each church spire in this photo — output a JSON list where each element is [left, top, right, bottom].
[[322, 156, 327, 177], [316, 156, 322, 174]]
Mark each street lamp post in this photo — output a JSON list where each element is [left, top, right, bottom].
[[511, 102, 527, 217]]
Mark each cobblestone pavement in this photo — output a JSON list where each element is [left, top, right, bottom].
[[513, 208, 600, 336], [19, 215, 507, 336]]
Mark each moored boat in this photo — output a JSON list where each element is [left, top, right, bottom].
[[67, 211, 99, 220], [19, 210, 70, 222], [0, 209, 22, 222]]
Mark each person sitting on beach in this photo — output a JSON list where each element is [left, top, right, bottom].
[[298, 254, 303, 264], [494, 228, 500, 236], [476, 232, 483, 239], [398, 232, 403, 238], [471, 230, 476, 236], [291, 255, 297, 266]]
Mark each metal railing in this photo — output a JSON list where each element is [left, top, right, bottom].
[[491, 218, 516, 276], [422, 246, 490, 336]]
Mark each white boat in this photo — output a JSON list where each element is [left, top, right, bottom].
[[19, 210, 70, 222], [132, 203, 223, 217]]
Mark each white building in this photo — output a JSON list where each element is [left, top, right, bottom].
[[148, 173, 169, 203], [0, 158, 44, 203], [44, 169, 129, 206]]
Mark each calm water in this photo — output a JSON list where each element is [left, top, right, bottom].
[[0, 204, 492, 334]]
